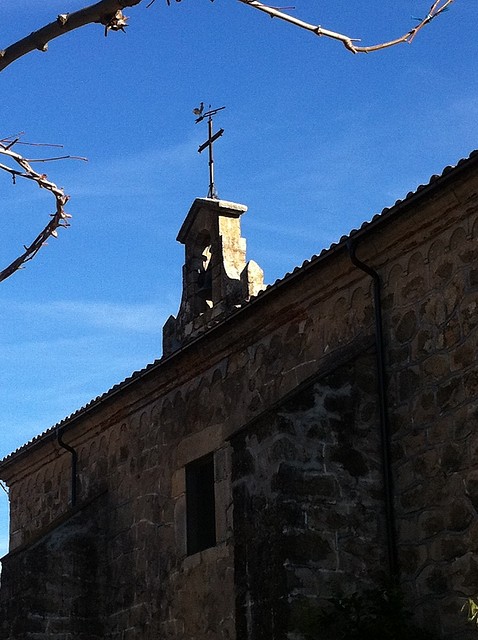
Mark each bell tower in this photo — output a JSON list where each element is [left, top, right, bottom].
[[162, 197, 265, 355]]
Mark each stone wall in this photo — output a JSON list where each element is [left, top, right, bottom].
[[0, 499, 105, 640], [1, 160, 478, 638], [381, 182, 478, 637], [231, 347, 384, 639]]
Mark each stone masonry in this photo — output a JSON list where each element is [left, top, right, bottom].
[[231, 347, 385, 639], [1, 151, 478, 639]]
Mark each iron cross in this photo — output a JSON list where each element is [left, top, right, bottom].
[[195, 104, 225, 199]]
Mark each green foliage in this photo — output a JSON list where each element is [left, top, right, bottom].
[[461, 597, 478, 627], [292, 585, 439, 640]]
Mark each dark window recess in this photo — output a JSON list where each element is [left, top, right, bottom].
[[186, 454, 216, 555]]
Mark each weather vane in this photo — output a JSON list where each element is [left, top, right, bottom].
[[193, 102, 225, 199]]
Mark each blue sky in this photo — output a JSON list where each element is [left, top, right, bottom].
[[0, 0, 477, 556]]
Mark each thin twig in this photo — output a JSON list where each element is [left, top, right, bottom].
[[0, 135, 63, 149], [12, 141, 65, 148], [27, 155, 88, 163]]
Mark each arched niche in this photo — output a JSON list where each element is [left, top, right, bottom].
[[193, 229, 213, 313]]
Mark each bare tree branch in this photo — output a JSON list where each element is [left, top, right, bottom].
[[238, 0, 454, 53], [0, 0, 142, 72], [0, 140, 75, 283], [0, 0, 456, 73]]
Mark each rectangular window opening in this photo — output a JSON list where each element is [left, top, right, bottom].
[[186, 453, 216, 555]]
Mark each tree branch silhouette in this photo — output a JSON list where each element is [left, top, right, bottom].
[[238, 0, 454, 53], [0, 138, 86, 283], [0, 0, 140, 72], [0, 0, 455, 72]]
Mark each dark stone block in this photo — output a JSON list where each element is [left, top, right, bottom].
[[360, 401, 377, 423], [277, 413, 297, 436], [330, 446, 368, 478], [400, 485, 426, 511], [470, 268, 478, 286], [280, 501, 306, 528], [402, 275, 425, 299], [440, 537, 467, 561], [282, 385, 315, 412], [254, 413, 286, 442], [324, 510, 348, 528], [323, 366, 352, 390], [443, 317, 462, 348], [399, 546, 420, 574], [466, 471, 478, 512], [232, 447, 255, 481], [272, 463, 337, 498], [435, 262, 453, 280], [416, 329, 433, 354], [464, 369, 478, 399], [388, 345, 410, 364], [441, 443, 462, 473], [395, 310, 417, 343], [462, 557, 478, 591], [448, 502, 474, 532], [437, 376, 463, 410], [399, 368, 420, 402], [248, 393, 262, 413], [459, 248, 478, 264], [285, 531, 334, 565], [323, 392, 353, 413], [271, 437, 299, 463], [421, 512, 444, 537], [306, 424, 320, 438], [426, 567, 448, 594]]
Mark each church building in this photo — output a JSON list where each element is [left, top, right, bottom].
[[1, 150, 478, 639]]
